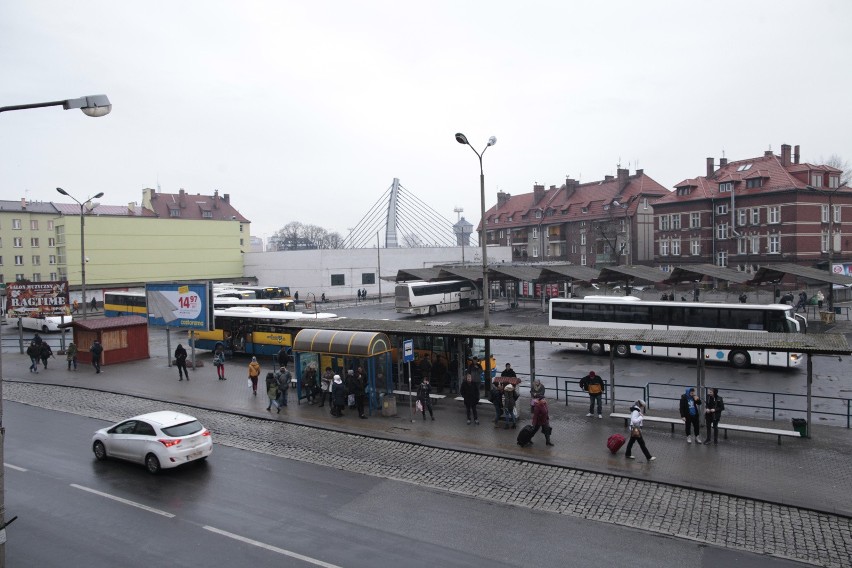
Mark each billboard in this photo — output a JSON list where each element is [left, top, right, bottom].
[[145, 282, 213, 330], [5, 281, 70, 317]]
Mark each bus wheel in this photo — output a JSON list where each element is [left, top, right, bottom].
[[428, 305, 438, 317], [589, 343, 605, 356], [729, 350, 750, 368], [614, 344, 630, 357]]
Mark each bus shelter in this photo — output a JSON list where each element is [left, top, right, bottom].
[[292, 329, 394, 416]]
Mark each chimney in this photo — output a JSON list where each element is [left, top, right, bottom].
[[635, 169, 643, 176], [604, 175, 614, 182], [706, 157, 715, 178], [794, 145, 800, 164], [764, 150, 773, 157], [223, 193, 230, 203], [617, 167, 629, 191], [781, 144, 792, 166], [720, 158, 728, 168], [21, 197, 26, 209], [497, 191, 511, 208], [564, 178, 578, 198], [179, 188, 186, 208], [533, 184, 545, 204], [213, 189, 220, 210], [128, 202, 136, 215]]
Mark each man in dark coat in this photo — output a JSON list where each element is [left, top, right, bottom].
[[330, 375, 346, 417], [174, 344, 189, 381], [90, 340, 104, 374], [459, 373, 480, 425]]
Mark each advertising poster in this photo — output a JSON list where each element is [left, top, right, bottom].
[[5, 281, 70, 317], [145, 282, 212, 330]]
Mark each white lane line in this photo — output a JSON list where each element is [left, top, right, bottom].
[[4, 463, 27, 472], [203, 525, 343, 568], [70, 484, 175, 518]]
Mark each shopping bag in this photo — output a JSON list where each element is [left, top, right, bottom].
[[416, 400, 423, 412], [347, 394, 356, 407], [247, 379, 253, 389]]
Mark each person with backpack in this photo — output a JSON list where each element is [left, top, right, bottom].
[[27, 341, 40, 373], [90, 340, 104, 374], [528, 396, 554, 446], [502, 384, 519, 428], [680, 387, 703, 443], [625, 400, 655, 461], [66, 341, 78, 371], [213, 345, 226, 380], [703, 388, 724, 444], [580, 370, 604, 418], [174, 343, 189, 381], [247, 357, 261, 396], [39, 341, 54, 370], [275, 365, 291, 410]]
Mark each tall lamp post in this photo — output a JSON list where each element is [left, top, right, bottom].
[[0, 93, 111, 567], [455, 133, 496, 327], [56, 188, 105, 319]]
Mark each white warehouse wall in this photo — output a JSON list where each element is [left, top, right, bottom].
[[243, 246, 512, 301]]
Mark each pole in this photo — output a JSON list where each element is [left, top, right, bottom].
[[480, 170, 490, 329], [376, 232, 382, 303], [408, 361, 414, 422], [828, 192, 835, 311], [80, 205, 88, 319]]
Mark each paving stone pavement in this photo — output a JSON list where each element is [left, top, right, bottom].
[[4, 381, 851, 568]]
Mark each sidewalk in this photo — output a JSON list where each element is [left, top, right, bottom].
[[4, 348, 850, 519]]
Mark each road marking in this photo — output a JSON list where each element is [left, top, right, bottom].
[[70, 484, 175, 518], [4, 463, 27, 472], [203, 525, 343, 567]]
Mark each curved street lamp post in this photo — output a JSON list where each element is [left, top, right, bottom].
[[56, 188, 105, 320]]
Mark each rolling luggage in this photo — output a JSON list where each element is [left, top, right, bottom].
[[517, 425, 536, 446], [607, 433, 626, 454]]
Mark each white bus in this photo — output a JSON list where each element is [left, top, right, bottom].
[[549, 296, 807, 368], [395, 280, 482, 316], [213, 298, 296, 312]]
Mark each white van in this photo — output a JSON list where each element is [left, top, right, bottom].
[[6, 311, 73, 333]]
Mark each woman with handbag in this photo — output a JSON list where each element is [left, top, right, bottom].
[[625, 400, 655, 462], [213, 345, 226, 380]]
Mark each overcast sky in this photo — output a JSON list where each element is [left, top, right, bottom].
[[2, 1, 850, 244]]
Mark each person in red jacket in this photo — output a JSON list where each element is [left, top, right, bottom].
[[530, 396, 554, 446]]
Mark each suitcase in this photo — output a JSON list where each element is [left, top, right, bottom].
[[607, 433, 626, 454], [517, 425, 536, 446]]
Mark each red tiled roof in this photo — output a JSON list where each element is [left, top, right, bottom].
[[146, 189, 249, 222], [54, 203, 154, 217]]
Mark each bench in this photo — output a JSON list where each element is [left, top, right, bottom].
[[393, 390, 446, 403], [454, 396, 493, 405], [610, 413, 801, 444]]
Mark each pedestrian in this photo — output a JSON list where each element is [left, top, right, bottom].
[[174, 343, 189, 381], [276, 346, 289, 369], [489, 380, 504, 425], [319, 366, 334, 408], [294, 291, 299, 302], [275, 364, 291, 410], [72, 299, 80, 314], [321, 292, 326, 302], [529, 378, 545, 403], [90, 297, 98, 311], [90, 340, 103, 374], [502, 383, 518, 429], [468, 356, 483, 386], [460, 372, 480, 425], [66, 341, 78, 371], [39, 341, 54, 369], [303, 363, 318, 404], [417, 376, 434, 421], [265, 372, 279, 411], [530, 396, 554, 446], [680, 387, 703, 443], [214, 345, 226, 380], [501, 362, 517, 379], [247, 356, 261, 396], [625, 400, 655, 461], [816, 290, 825, 309], [796, 291, 807, 313], [703, 388, 724, 444], [693, 288, 700, 302], [352, 366, 368, 419], [330, 374, 346, 417], [27, 341, 40, 373], [739, 292, 747, 304], [580, 370, 604, 418]]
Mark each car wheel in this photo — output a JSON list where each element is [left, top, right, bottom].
[[614, 344, 630, 357], [145, 453, 161, 474], [428, 305, 437, 317], [729, 350, 750, 369], [93, 441, 107, 461], [42, 325, 49, 333], [589, 343, 605, 356]]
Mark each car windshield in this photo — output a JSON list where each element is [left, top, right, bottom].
[[162, 420, 203, 437]]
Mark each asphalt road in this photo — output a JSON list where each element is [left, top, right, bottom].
[[3, 402, 813, 568]]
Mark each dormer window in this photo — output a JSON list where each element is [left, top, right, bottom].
[[581, 207, 588, 214], [506, 216, 512, 222], [169, 208, 181, 217], [736, 164, 752, 172], [746, 178, 763, 189], [829, 176, 840, 189], [811, 173, 823, 188], [535, 210, 542, 219], [719, 182, 733, 193]]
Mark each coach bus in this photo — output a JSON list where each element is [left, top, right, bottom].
[[215, 285, 291, 300], [549, 296, 806, 368], [213, 298, 296, 312], [190, 308, 340, 356], [103, 291, 147, 317], [395, 280, 482, 316]]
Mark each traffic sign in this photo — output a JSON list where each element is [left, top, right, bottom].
[[403, 339, 414, 363]]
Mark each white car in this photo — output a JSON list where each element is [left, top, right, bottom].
[[92, 411, 212, 474], [6, 312, 73, 333]]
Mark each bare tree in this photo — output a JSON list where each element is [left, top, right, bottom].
[[322, 232, 345, 249], [823, 154, 852, 186], [301, 224, 327, 249]]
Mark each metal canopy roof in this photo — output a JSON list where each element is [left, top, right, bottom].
[[436, 266, 487, 281], [540, 264, 601, 283], [594, 265, 672, 285], [664, 264, 751, 285], [292, 329, 392, 356], [277, 317, 850, 356], [747, 263, 852, 287], [489, 265, 544, 281], [393, 268, 444, 282]]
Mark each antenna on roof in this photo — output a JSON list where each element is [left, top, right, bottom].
[[617, 157, 622, 169], [453, 206, 464, 221]]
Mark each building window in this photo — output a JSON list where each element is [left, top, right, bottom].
[[716, 223, 729, 239], [31, 238, 39, 247], [532, 227, 538, 239], [580, 232, 586, 245], [498, 230, 504, 239], [49, 255, 56, 265], [240, 239, 244, 246], [361, 273, 375, 285], [49, 272, 57, 281], [671, 238, 681, 255], [13, 237, 22, 248], [821, 232, 829, 253], [822, 204, 829, 223], [768, 206, 780, 224], [829, 176, 840, 189], [659, 240, 669, 256], [239, 224, 244, 232], [670, 214, 681, 230], [12, 219, 22, 230], [330, 274, 345, 286], [30, 220, 39, 230], [15, 274, 25, 281], [15, 255, 24, 265], [811, 173, 823, 187], [202, 211, 213, 218], [0, 256, 3, 265], [48, 238, 56, 247], [690, 238, 701, 256], [32, 255, 40, 265], [690, 212, 701, 229], [737, 237, 747, 254], [47, 220, 54, 230], [659, 216, 670, 231], [169, 209, 181, 217], [719, 182, 733, 192], [737, 209, 747, 226], [750, 235, 760, 254], [716, 251, 728, 267], [746, 178, 763, 189], [716, 204, 728, 215], [751, 208, 760, 225], [532, 246, 539, 258], [580, 254, 586, 266], [534, 210, 542, 219], [834, 205, 841, 223], [32, 273, 41, 282], [571, 243, 577, 253], [768, 235, 781, 254]]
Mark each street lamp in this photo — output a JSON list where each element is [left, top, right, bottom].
[[56, 188, 105, 319], [0, 93, 111, 566], [454, 132, 496, 327]]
